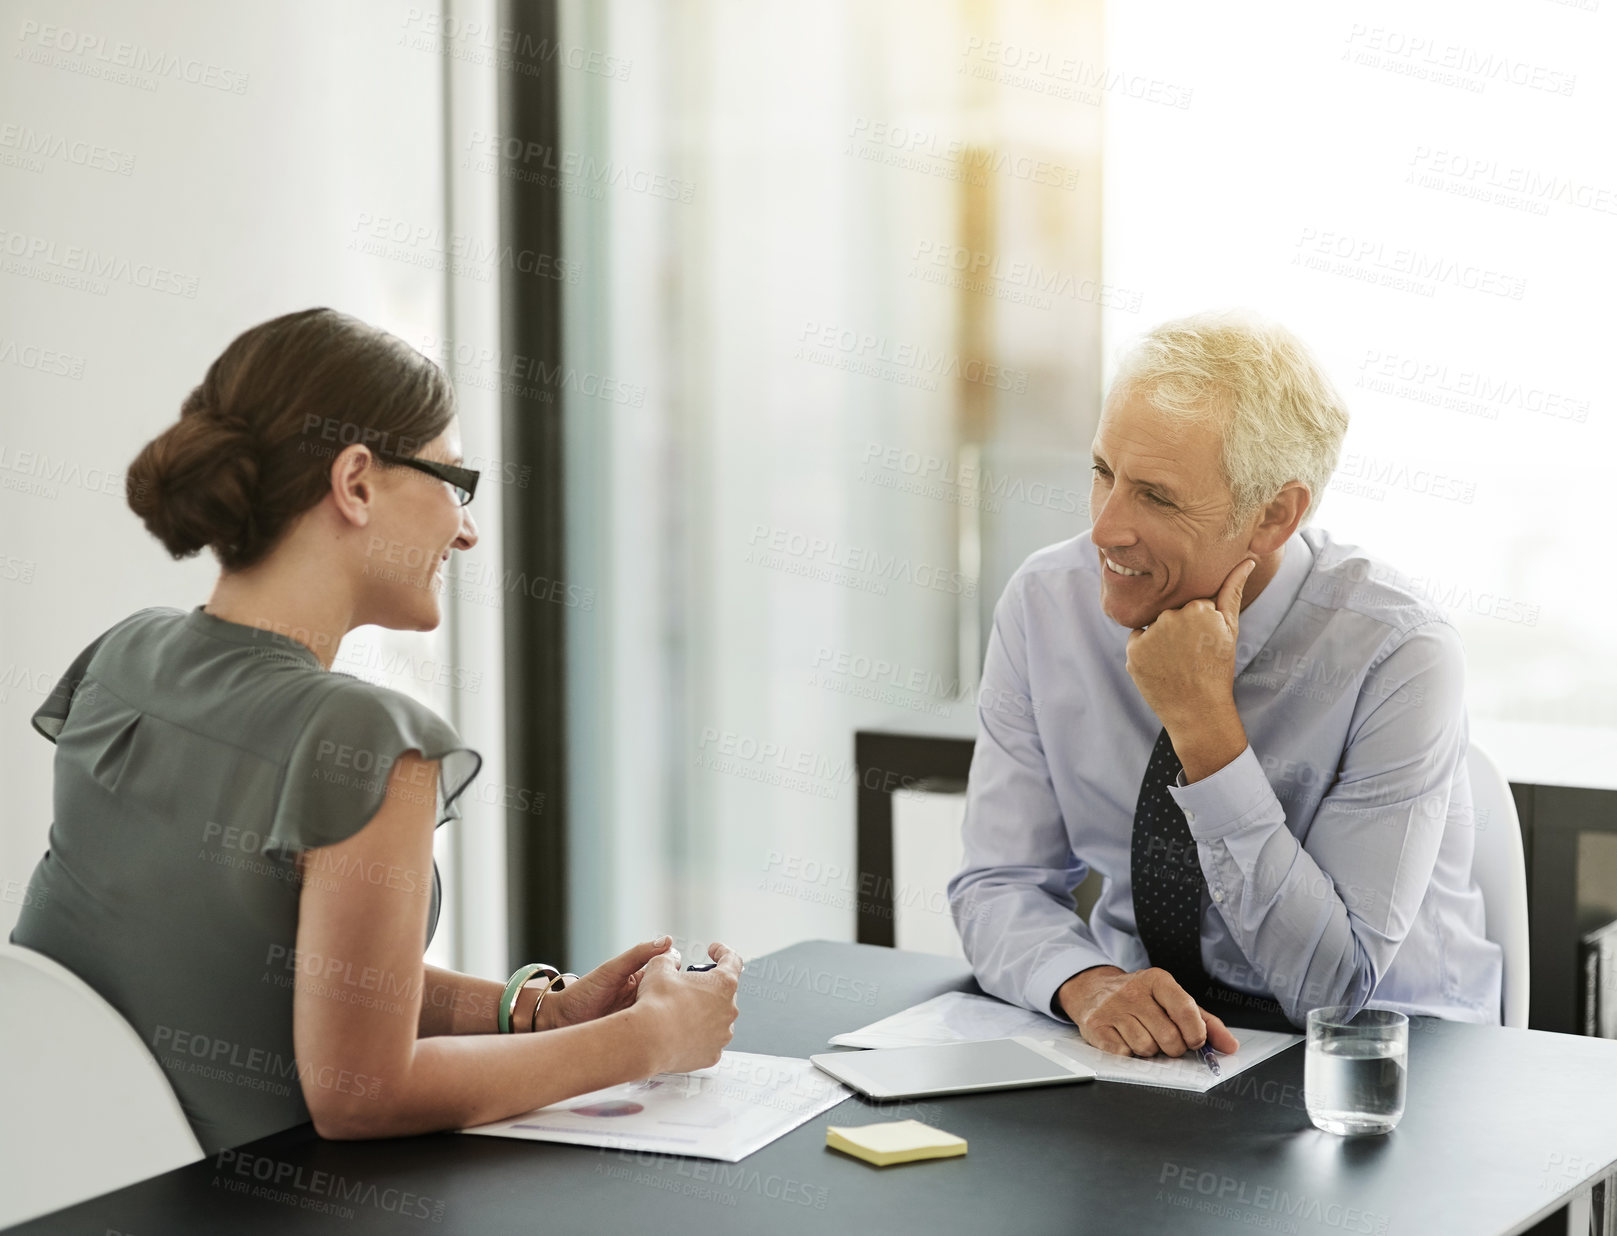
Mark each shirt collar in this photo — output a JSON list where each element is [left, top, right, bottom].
[[1230, 528, 1313, 678], [185, 605, 324, 669]]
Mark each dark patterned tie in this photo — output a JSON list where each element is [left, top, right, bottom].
[[1129, 727, 1291, 1031], [1130, 728, 1209, 986]]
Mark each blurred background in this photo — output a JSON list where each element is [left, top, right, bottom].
[[2, 0, 1612, 985]]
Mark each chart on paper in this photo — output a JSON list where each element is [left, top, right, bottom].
[[456, 1051, 853, 1162]]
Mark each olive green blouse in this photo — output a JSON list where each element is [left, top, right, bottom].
[[9, 606, 481, 1154]]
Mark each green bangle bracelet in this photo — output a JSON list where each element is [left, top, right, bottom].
[[500, 963, 560, 1033]]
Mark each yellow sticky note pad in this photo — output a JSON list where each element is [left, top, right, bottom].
[[825, 1119, 968, 1167]]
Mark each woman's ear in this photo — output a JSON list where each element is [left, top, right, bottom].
[[328, 444, 379, 528]]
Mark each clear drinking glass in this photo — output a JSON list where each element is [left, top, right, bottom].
[[1303, 1006, 1408, 1136]]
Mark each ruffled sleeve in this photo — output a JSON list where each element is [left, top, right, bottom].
[[267, 677, 483, 854], [31, 611, 156, 742]]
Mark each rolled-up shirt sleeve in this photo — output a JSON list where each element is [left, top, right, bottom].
[[947, 578, 1116, 1020], [1168, 621, 1468, 1024]]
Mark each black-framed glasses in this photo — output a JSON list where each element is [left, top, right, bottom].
[[374, 452, 480, 506]]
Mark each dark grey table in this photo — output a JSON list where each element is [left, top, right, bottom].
[[10, 942, 1617, 1235]]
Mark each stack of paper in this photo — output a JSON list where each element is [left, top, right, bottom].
[[827, 1120, 967, 1166], [830, 991, 1301, 1093]]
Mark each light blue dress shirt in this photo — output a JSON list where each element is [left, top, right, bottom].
[[946, 524, 1503, 1028]]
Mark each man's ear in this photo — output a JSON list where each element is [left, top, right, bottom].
[[1249, 482, 1309, 555], [329, 444, 378, 528]]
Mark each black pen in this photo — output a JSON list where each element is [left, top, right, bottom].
[[1196, 1042, 1222, 1077]]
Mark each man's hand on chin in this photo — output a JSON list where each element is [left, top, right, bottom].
[[1124, 556, 1257, 783]]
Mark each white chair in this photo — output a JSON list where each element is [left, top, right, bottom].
[[1466, 741, 1531, 1029], [0, 941, 204, 1228]]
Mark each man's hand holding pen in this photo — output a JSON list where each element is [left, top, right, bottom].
[[1056, 965, 1241, 1061]]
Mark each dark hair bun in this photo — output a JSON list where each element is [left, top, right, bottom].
[[127, 390, 261, 564], [128, 307, 456, 573]]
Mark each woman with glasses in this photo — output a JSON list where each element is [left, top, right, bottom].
[[9, 307, 740, 1153]]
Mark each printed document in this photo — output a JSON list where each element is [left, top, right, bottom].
[[457, 1051, 852, 1161]]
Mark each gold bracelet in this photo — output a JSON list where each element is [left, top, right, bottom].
[[530, 972, 580, 1032]]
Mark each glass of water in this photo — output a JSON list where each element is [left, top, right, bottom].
[[1304, 1005, 1408, 1136]]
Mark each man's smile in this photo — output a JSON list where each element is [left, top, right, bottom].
[[1102, 553, 1149, 578]]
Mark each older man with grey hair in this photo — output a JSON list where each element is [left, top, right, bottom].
[[947, 309, 1502, 1059]]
